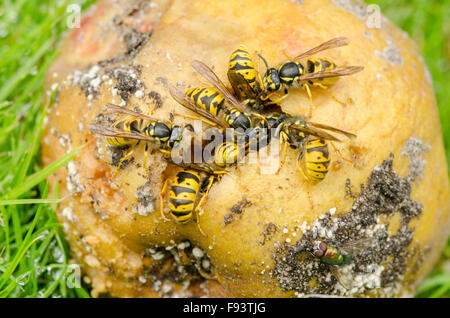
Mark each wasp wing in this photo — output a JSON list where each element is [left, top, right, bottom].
[[168, 84, 229, 129], [289, 124, 341, 142], [299, 66, 364, 81], [191, 60, 247, 112], [89, 125, 156, 142], [307, 121, 357, 139], [292, 37, 350, 61], [227, 70, 259, 101], [105, 103, 160, 122]]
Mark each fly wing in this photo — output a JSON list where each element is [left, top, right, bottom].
[[329, 266, 350, 290], [341, 237, 376, 255], [292, 37, 350, 61]]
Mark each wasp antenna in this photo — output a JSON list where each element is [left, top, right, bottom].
[[257, 53, 270, 70]]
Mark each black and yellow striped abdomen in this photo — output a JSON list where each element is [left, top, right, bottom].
[[185, 87, 224, 116], [106, 118, 140, 147], [298, 138, 330, 183], [214, 142, 245, 168], [228, 45, 260, 92], [306, 58, 339, 85], [168, 170, 201, 224]]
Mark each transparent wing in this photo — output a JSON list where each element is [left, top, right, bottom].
[[227, 70, 259, 100], [341, 237, 376, 255], [168, 84, 229, 129], [299, 66, 364, 81], [88, 124, 156, 142], [289, 124, 341, 142], [191, 60, 247, 112], [104, 103, 160, 122], [329, 266, 350, 290], [292, 37, 350, 61], [307, 121, 357, 139]]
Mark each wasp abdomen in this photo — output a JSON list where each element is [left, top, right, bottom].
[[298, 138, 330, 183], [228, 46, 259, 90], [185, 87, 224, 116], [168, 170, 201, 224]]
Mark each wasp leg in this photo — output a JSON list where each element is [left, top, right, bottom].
[[298, 165, 314, 212], [195, 176, 215, 237], [303, 83, 315, 118], [314, 83, 346, 107], [268, 89, 289, 105], [159, 149, 172, 156], [159, 178, 171, 221], [114, 141, 140, 177], [330, 141, 353, 163], [251, 112, 270, 129], [216, 170, 249, 193], [276, 133, 289, 175], [143, 143, 150, 175]]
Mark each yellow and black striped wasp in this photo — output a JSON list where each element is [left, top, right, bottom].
[[170, 61, 270, 152], [168, 84, 250, 168], [227, 45, 282, 112], [159, 155, 251, 237], [176, 61, 260, 135], [258, 37, 364, 117], [177, 61, 358, 170], [160, 85, 253, 236], [159, 167, 216, 236], [256, 112, 356, 177], [89, 103, 192, 176]]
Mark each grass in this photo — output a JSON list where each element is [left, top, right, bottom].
[[0, 0, 448, 298], [0, 0, 93, 298]]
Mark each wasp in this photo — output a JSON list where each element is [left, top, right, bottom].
[[186, 60, 282, 151], [89, 103, 192, 176], [169, 70, 266, 154], [256, 112, 356, 176], [227, 45, 281, 111], [312, 238, 375, 289], [189, 60, 272, 133], [160, 147, 248, 237], [258, 37, 364, 117], [160, 168, 216, 236]]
